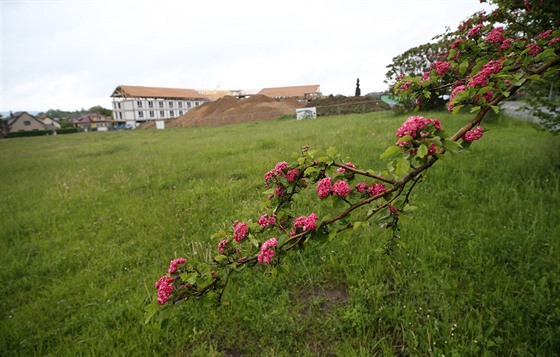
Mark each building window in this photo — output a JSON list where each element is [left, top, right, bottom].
[[195, 101, 200, 106], [119, 112, 123, 119], [187, 102, 192, 108], [23, 120, 31, 126], [159, 101, 164, 108], [178, 102, 183, 108], [148, 101, 154, 108], [159, 111, 165, 117], [117, 102, 121, 109], [149, 111, 155, 118], [169, 101, 174, 108], [179, 110, 183, 116], [138, 111, 144, 118], [170, 110, 175, 117], [137, 101, 142, 108]]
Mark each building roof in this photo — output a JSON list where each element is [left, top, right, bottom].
[[73, 113, 112, 123], [111, 85, 208, 100], [258, 85, 321, 98]]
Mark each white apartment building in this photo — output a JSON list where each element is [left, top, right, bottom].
[[111, 85, 209, 128]]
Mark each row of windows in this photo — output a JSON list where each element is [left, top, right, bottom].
[[137, 110, 184, 118], [114, 100, 201, 109]]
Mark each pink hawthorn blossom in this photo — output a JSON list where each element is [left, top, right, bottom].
[[485, 27, 504, 44], [433, 61, 451, 75], [218, 240, 228, 254], [463, 126, 484, 142], [536, 30, 553, 39], [155, 275, 175, 305], [317, 177, 332, 199], [526, 43, 542, 56], [548, 37, 560, 46], [396, 116, 442, 146], [468, 59, 503, 88], [355, 182, 368, 193], [286, 168, 300, 183], [258, 238, 278, 265], [448, 85, 466, 112], [293, 213, 319, 232], [368, 183, 387, 196], [233, 221, 248, 242], [167, 258, 187, 274], [467, 24, 484, 38], [500, 38, 514, 51], [336, 162, 356, 173], [257, 214, 276, 228], [332, 180, 352, 197]]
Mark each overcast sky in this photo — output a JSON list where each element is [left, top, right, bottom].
[[1, 0, 495, 113]]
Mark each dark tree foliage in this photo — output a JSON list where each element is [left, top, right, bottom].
[[355, 78, 361, 97]]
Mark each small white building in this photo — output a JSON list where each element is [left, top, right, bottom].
[[111, 85, 209, 128]]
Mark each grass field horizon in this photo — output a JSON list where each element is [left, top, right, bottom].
[[1, 111, 559, 355]]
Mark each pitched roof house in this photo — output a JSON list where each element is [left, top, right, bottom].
[[111, 85, 209, 128], [73, 113, 113, 130], [258, 85, 322, 100], [7, 112, 48, 132], [36, 115, 61, 130]]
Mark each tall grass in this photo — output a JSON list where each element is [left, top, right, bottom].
[[0, 112, 558, 355]]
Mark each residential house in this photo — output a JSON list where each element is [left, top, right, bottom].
[[7, 112, 48, 132], [111, 85, 209, 128], [73, 113, 113, 131], [37, 115, 61, 130], [258, 85, 322, 101]]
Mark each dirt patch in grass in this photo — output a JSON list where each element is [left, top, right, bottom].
[[297, 283, 349, 312]]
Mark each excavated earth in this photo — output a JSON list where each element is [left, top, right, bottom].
[[140, 94, 390, 129]]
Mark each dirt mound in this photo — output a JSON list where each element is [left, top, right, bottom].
[[165, 95, 306, 127]]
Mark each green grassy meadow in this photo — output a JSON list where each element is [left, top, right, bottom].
[[1, 111, 559, 356]]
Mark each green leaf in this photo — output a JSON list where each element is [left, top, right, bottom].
[[490, 105, 500, 114], [442, 139, 461, 154], [214, 255, 228, 263], [304, 167, 317, 175], [451, 104, 464, 114], [459, 59, 469, 75], [470, 106, 481, 113], [380, 145, 402, 159], [327, 147, 338, 158], [395, 157, 410, 177], [416, 144, 428, 159]]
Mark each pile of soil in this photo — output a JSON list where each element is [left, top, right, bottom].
[[163, 95, 306, 128]]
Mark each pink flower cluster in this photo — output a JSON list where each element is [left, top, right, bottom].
[[368, 183, 387, 196], [155, 275, 175, 305], [467, 24, 484, 38], [233, 221, 248, 242], [293, 213, 319, 232], [168, 257, 187, 274], [500, 38, 514, 51], [463, 126, 484, 142], [257, 237, 278, 265], [285, 168, 300, 183], [536, 30, 553, 39], [257, 214, 277, 228], [317, 177, 332, 199], [485, 27, 504, 44], [448, 85, 466, 112], [336, 162, 356, 173], [526, 43, 542, 56], [396, 116, 442, 146], [332, 180, 352, 197], [468, 59, 503, 88], [317, 177, 353, 198], [354, 182, 387, 196], [264, 161, 289, 186], [433, 61, 451, 75], [218, 239, 228, 254]]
